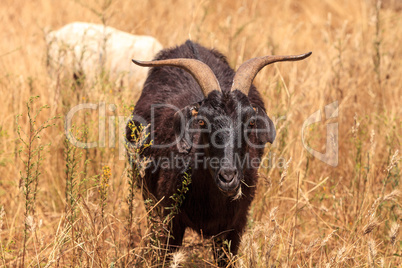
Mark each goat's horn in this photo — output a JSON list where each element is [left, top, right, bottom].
[[231, 52, 312, 95], [132, 58, 221, 97]]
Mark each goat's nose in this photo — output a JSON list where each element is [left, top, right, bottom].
[[218, 168, 238, 183]]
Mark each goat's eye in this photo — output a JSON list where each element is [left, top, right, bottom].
[[198, 119, 205, 126], [249, 119, 256, 127]]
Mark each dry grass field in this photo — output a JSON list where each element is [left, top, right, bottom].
[[0, 0, 401, 267]]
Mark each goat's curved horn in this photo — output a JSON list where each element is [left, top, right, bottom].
[[132, 58, 221, 97], [231, 52, 312, 95]]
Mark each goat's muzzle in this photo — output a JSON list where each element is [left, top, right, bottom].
[[216, 167, 240, 196]]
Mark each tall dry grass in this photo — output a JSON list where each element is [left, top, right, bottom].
[[0, 0, 401, 266]]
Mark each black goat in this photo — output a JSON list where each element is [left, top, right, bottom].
[[127, 40, 310, 265]]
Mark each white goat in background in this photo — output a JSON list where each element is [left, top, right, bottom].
[[46, 22, 163, 89]]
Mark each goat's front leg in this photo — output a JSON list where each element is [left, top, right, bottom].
[[165, 216, 186, 252], [213, 230, 241, 267]]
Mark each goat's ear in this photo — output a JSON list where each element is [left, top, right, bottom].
[[253, 105, 276, 144], [173, 104, 199, 153]]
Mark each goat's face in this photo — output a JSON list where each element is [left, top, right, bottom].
[[173, 90, 275, 196]]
